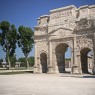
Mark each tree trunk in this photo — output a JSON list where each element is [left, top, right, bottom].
[[26, 57, 29, 70], [6, 48, 11, 70], [7, 56, 11, 70]]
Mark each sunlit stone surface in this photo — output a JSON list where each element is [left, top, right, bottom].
[[34, 5, 95, 74]]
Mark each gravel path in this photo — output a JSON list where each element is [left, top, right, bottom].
[[0, 74, 95, 95]]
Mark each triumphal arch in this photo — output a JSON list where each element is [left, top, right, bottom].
[[34, 5, 95, 74]]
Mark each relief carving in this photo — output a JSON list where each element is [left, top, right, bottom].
[[56, 29, 65, 37], [75, 18, 94, 31], [76, 35, 93, 50], [50, 10, 72, 20], [90, 8, 95, 14], [36, 41, 48, 53]]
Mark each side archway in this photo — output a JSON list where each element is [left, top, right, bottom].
[[80, 48, 92, 73], [40, 52, 48, 73]]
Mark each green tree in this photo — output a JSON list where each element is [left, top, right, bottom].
[[0, 58, 3, 67], [18, 26, 34, 69], [18, 56, 34, 67], [28, 56, 34, 66], [18, 57, 26, 67], [0, 21, 17, 69], [10, 54, 17, 67], [5, 54, 16, 67]]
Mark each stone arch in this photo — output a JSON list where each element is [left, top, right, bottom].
[[39, 50, 48, 57], [54, 41, 73, 51], [80, 47, 92, 73], [40, 52, 48, 73], [55, 43, 72, 73]]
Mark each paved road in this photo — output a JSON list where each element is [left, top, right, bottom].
[[0, 74, 95, 95]]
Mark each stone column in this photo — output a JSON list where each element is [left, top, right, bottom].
[[77, 52, 82, 74], [53, 45, 59, 73], [33, 42, 38, 73], [92, 33, 95, 74], [72, 35, 79, 74], [47, 39, 52, 73], [37, 57, 42, 73], [55, 57, 59, 74], [70, 50, 73, 73], [48, 41, 54, 73], [52, 48, 58, 73]]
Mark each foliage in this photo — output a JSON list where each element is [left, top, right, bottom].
[[0, 58, 3, 67], [65, 58, 71, 60], [18, 26, 34, 69], [0, 21, 18, 69], [18, 56, 34, 67], [18, 57, 27, 67], [10, 55, 17, 67], [5, 54, 17, 67], [28, 56, 34, 66]]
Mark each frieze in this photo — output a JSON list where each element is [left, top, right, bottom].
[[50, 9, 72, 20], [48, 21, 75, 33], [76, 35, 93, 50], [35, 31, 47, 36], [75, 19, 94, 31], [34, 35, 47, 41]]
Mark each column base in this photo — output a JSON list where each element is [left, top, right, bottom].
[[33, 65, 41, 74], [54, 66, 59, 74], [33, 67, 38, 73], [47, 66, 54, 74], [72, 65, 79, 74], [92, 65, 95, 75]]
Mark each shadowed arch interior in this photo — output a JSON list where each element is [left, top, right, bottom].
[[40, 53, 48, 73], [80, 48, 91, 73], [55, 43, 70, 73]]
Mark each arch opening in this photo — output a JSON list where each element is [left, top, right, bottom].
[[40, 53, 48, 73], [55, 43, 71, 73], [80, 48, 92, 74]]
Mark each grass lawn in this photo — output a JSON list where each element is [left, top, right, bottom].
[[0, 71, 33, 75], [0, 67, 33, 75]]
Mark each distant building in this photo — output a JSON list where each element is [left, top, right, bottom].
[[88, 56, 93, 69], [65, 58, 71, 68], [1, 62, 21, 67], [1, 62, 7, 68], [65, 57, 92, 69]]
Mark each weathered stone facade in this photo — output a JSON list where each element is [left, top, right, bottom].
[[34, 5, 95, 74]]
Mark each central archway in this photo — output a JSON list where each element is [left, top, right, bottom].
[[40, 53, 48, 73], [80, 48, 92, 73], [55, 43, 71, 73]]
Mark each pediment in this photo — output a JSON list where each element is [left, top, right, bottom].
[[49, 28, 73, 37]]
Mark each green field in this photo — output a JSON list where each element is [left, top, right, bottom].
[[0, 67, 33, 75]]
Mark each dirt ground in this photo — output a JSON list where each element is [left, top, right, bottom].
[[0, 74, 95, 95]]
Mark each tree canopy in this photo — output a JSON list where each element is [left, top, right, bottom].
[[0, 21, 34, 69], [18, 56, 34, 67], [0, 58, 3, 67], [18, 26, 34, 69], [0, 21, 18, 69]]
